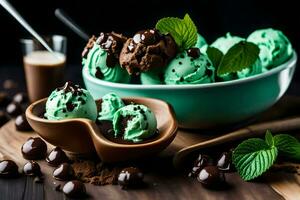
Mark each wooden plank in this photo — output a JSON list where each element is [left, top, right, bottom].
[[0, 121, 284, 200]]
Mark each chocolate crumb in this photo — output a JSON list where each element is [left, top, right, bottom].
[[71, 160, 123, 186]]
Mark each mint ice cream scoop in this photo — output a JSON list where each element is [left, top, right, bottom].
[[112, 104, 157, 142], [45, 82, 97, 121], [140, 67, 164, 85], [140, 71, 164, 85], [247, 28, 293, 69], [82, 33, 130, 83], [98, 93, 125, 121], [195, 33, 207, 48], [236, 59, 264, 79], [209, 33, 263, 80], [211, 33, 244, 54], [164, 48, 214, 84]]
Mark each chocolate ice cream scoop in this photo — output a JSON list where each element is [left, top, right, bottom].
[[119, 29, 177, 75], [96, 32, 127, 67], [82, 33, 130, 83]]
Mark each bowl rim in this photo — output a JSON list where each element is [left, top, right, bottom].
[[82, 51, 297, 90], [25, 97, 178, 148]]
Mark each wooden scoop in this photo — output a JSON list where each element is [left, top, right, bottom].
[[173, 116, 300, 169], [26, 98, 178, 162]]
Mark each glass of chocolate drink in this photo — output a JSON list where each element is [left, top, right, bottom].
[[20, 35, 67, 102]]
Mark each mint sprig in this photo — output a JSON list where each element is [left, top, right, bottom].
[[155, 14, 198, 50], [217, 41, 260, 76], [265, 130, 275, 147], [206, 41, 260, 76], [233, 131, 300, 181], [233, 137, 277, 181], [274, 134, 300, 160]]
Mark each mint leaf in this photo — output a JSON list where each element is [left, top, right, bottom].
[[233, 138, 278, 181], [206, 47, 224, 69], [182, 14, 198, 49], [217, 41, 260, 76], [265, 130, 274, 147], [274, 134, 300, 160], [156, 13, 198, 50]]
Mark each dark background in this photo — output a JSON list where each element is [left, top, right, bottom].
[[0, 0, 299, 79]]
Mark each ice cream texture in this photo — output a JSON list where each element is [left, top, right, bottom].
[[247, 28, 293, 69], [82, 33, 130, 83], [164, 48, 215, 84], [208, 33, 263, 80], [98, 93, 125, 121], [112, 104, 157, 142], [211, 33, 244, 54], [45, 82, 97, 121], [195, 33, 207, 48]]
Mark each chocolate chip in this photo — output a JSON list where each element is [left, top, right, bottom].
[[21, 137, 47, 160], [15, 114, 32, 131], [187, 48, 201, 59], [188, 154, 212, 178], [63, 180, 86, 198], [118, 167, 144, 189], [46, 147, 69, 167], [53, 163, 75, 181], [23, 161, 42, 176], [6, 102, 23, 117], [197, 166, 225, 188], [217, 152, 232, 172], [0, 160, 19, 178], [13, 93, 28, 104]]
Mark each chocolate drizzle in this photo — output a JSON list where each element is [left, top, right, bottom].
[[187, 48, 201, 59], [97, 32, 127, 67]]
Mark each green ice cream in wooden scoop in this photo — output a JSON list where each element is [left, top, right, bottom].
[[112, 104, 157, 143], [45, 82, 97, 121]]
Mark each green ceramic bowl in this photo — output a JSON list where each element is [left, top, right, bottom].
[[83, 52, 297, 129]]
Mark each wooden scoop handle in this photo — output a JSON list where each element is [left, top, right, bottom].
[[173, 117, 300, 169]]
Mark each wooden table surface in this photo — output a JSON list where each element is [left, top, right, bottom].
[[0, 122, 285, 200]]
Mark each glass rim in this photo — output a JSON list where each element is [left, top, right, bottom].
[[20, 34, 67, 44]]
